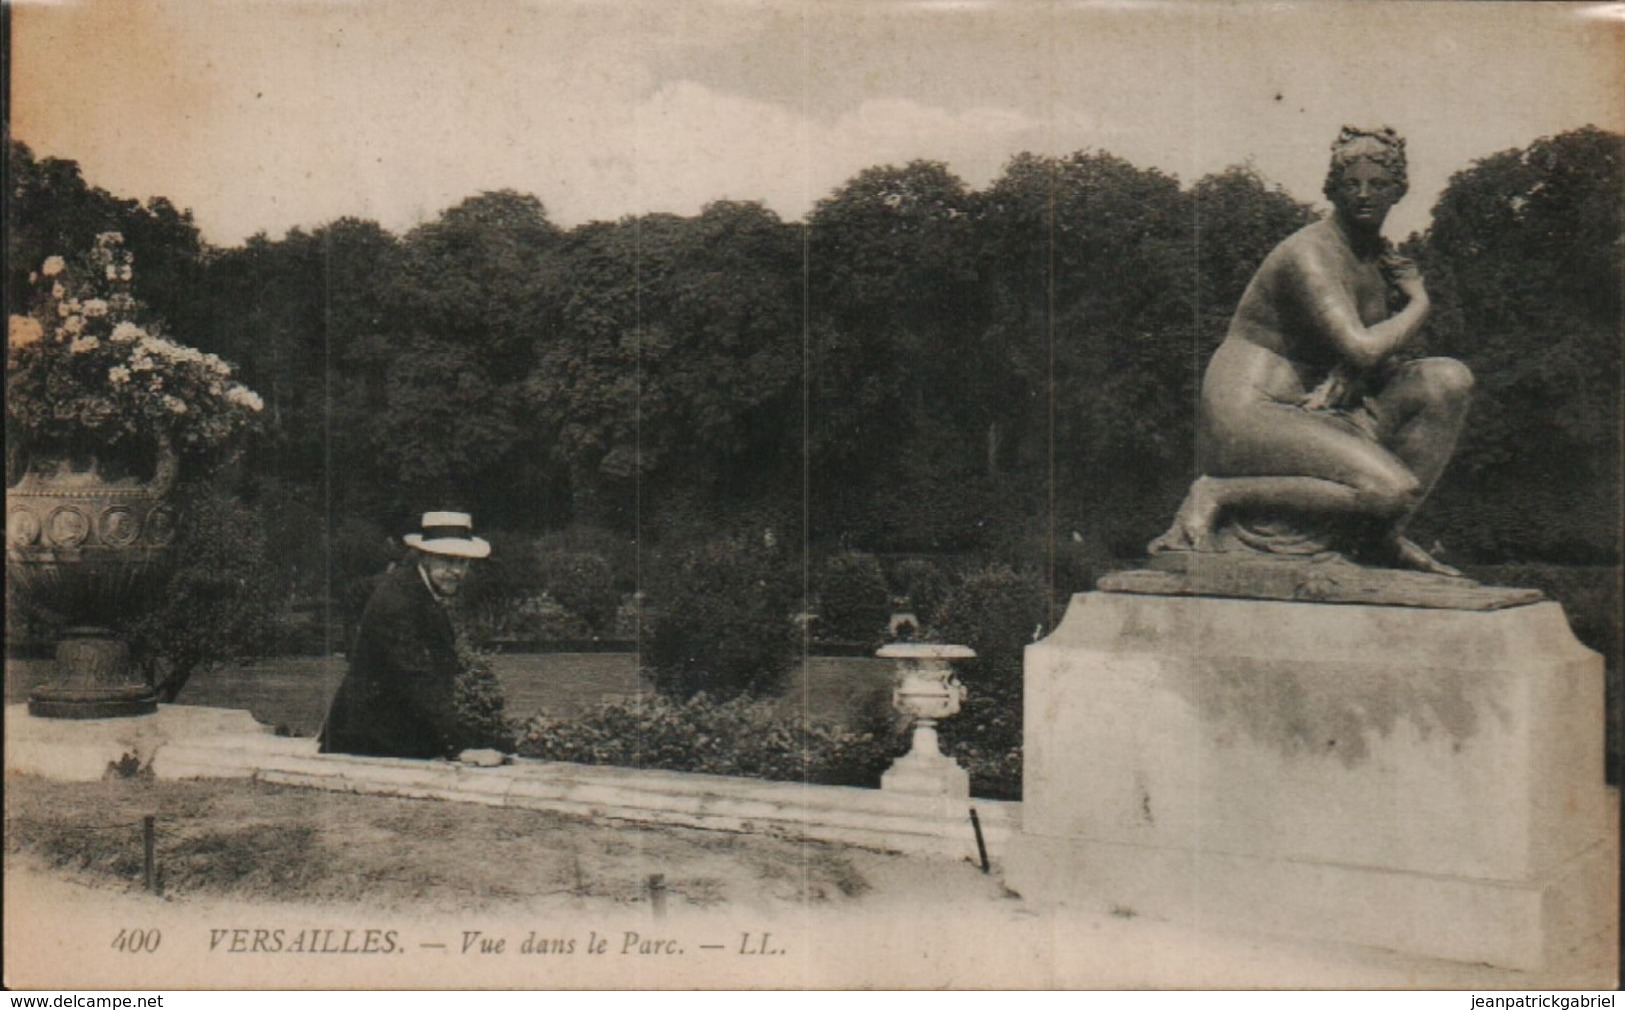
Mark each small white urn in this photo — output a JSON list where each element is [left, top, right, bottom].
[[878, 642, 975, 798]]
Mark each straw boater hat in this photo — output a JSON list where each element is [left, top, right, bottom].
[[403, 511, 491, 559]]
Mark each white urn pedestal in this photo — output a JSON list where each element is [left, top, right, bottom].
[[878, 643, 975, 799]]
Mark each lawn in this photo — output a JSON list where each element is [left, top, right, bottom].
[[3, 776, 973, 913], [4, 652, 894, 738], [0, 777, 1560, 990]]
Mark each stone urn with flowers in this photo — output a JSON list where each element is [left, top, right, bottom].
[[6, 233, 263, 718]]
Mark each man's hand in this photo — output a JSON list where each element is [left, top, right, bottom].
[[456, 748, 508, 767]]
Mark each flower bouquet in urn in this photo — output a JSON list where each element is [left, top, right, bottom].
[[6, 233, 263, 717]]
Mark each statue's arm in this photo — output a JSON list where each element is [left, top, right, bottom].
[[1289, 245, 1430, 372]]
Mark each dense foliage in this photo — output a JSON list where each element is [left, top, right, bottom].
[[816, 552, 892, 643], [451, 638, 518, 752], [516, 694, 899, 787], [643, 537, 800, 700], [7, 129, 1619, 722], [933, 564, 1050, 692], [514, 686, 1025, 800], [1413, 127, 1623, 565], [118, 483, 284, 702], [929, 564, 1051, 799], [889, 558, 952, 622], [13, 132, 1616, 570]]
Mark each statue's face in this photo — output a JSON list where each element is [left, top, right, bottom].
[[420, 553, 472, 597], [1331, 157, 1400, 228]]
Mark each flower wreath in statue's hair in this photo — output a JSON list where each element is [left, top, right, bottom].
[[6, 233, 263, 469]]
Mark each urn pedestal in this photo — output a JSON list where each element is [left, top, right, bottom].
[[878, 643, 974, 798], [6, 440, 178, 719]]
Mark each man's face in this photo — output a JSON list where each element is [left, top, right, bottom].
[[420, 553, 472, 597]]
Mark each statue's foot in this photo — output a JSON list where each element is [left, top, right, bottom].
[[1389, 535, 1462, 578], [1148, 478, 1219, 555]]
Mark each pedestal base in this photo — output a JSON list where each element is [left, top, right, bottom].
[[28, 685, 158, 719], [1006, 823, 1617, 976], [1007, 590, 1617, 978], [5, 704, 268, 781], [881, 750, 970, 798], [26, 626, 157, 719]]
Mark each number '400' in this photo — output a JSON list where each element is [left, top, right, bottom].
[[112, 928, 161, 953]]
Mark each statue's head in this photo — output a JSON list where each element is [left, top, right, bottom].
[[1324, 127, 1409, 197], [1323, 126, 1408, 227]]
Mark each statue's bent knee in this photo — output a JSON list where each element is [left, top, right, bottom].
[[1352, 469, 1423, 518], [1411, 357, 1474, 404]]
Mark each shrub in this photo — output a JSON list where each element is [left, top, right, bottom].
[[985, 520, 1110, 621], [454, 532, 625, 642], [817, 551, 891, 642], [940, 680, 1024, 800], [452, 636, 516, 752], [611, 594, 643, 639], [925, 563, 1048, 800], [532, 526, 639, 593], [645, 537, 799, 700], [459, 529, 541, 608], [821, 465, 1023, 552], [889, 557, 952, 622], [533, 548, 619, 635], [932, 563, 1049, 692], [118, 482, 285, 702], [452, 530, 542, 644], [509, 594, 593, 642], [516, 694, 900, 786], [326, 515, 399, 631]]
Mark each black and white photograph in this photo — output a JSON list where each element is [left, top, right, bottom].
[[4, 0, 1621, 991]]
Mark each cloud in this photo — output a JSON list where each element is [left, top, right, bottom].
[[562, 82, 1050, 225], [12, 1, 1620, 244]]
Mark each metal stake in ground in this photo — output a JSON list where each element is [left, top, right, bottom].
[[142, 815, 158, 893], [969, 808, 990, 873], [648, 873, 667, 919]]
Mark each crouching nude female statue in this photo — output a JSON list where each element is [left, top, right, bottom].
[[1150, 126, 1470, 576]]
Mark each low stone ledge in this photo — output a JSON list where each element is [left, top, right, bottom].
[[258, 755, 1015, 861], [5, 703, 1017, 862]]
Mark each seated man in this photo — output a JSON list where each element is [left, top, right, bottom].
[[319, 511, 497, 759], [1150, 126, 1471, 575]]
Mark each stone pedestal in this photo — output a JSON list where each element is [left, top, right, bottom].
[[4, 704, 270, 781], [1004, 591, 1617, 978], [881, 743, 971, 798]]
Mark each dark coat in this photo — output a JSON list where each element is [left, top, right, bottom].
[[319, 564, 466, 759]]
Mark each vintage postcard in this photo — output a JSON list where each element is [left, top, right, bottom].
[[5, 0, 1621, 991]]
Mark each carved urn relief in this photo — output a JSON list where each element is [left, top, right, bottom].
[[7, 436, 179, 717]]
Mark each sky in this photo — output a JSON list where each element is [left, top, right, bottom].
[[10, 1, 1624, 247]]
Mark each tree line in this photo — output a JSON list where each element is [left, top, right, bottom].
[[8, 127, 1621, 595]]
